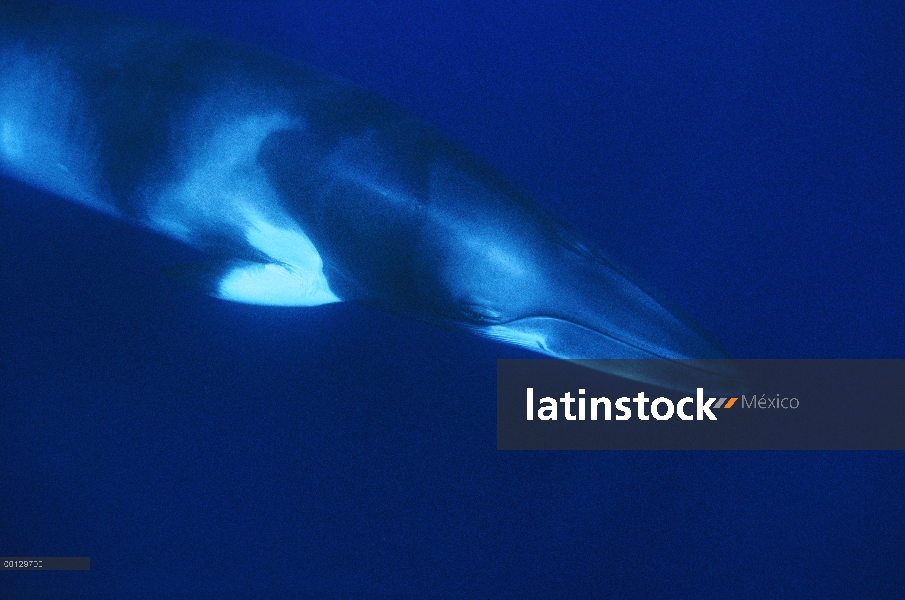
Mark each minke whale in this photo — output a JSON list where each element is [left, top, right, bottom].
[[0, 1, 742, 390]]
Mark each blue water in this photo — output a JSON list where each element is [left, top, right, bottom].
[[1, 1, 902, 597]]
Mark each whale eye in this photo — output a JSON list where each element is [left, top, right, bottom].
[[459, 303, 503, 325]]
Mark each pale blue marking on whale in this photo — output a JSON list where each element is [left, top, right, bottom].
[[0, 42, 113, 215], [145, 106, 339, 306], [0, 0, 742, 390]]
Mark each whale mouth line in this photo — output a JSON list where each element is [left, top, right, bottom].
[[488, 314, 678, 360], [475, 314, 745, 393]]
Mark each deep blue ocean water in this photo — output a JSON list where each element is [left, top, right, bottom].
[[1, 1, 903, 597]]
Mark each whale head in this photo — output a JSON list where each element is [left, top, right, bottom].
[[262, 122, 742, 391], [407, 151, 743, 392]]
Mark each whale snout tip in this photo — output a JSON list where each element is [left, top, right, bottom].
[[486, 315, 745, 393]]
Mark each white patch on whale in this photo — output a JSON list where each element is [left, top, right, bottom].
[[216, 214, 340, 306], [218, 263, 311, 306]]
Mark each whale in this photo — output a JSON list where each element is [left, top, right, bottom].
[[0, 1, 742, 391]]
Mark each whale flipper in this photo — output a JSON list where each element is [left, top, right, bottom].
[[166, 257, 341, 307]]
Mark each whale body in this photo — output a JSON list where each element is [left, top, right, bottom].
[[0, 1, 740, 390]]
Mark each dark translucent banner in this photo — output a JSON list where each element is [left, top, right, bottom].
[[497, 360, 905, 450]]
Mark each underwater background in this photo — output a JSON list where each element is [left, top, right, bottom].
[[1, 0, 902, 597]]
